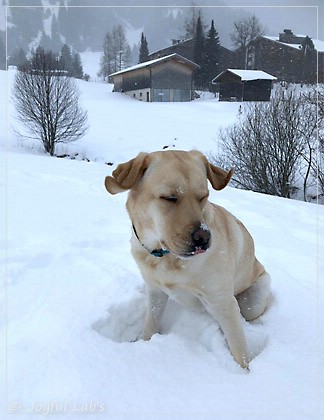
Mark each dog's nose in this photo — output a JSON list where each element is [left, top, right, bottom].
[[191, 227, 211, 251]]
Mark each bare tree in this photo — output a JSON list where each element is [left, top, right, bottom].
[[302, 86, 324, 201], [215, 86, 317, 199], [98, 32, 113, 81], [98, 25, 131, 80], [13, 48, 88, 156], [230, 14, 265, 69], [230, 14, 265, 49]]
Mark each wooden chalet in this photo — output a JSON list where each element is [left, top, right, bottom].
[[238, 29, 324, 83], [110, 53, 199, 102], [148, 38, 235, 76], [212, 69, 277, 102]]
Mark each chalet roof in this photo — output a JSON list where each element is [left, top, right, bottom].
[[149, 38, 194, 57], [212, 69, 277, 83], [148, 38, 234, 60], [263, 35, 324, 52], [110, 53, 198, 77]]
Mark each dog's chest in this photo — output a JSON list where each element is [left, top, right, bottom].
[[145, 256, 202, 294]]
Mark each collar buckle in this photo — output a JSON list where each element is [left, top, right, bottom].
[[132, 224, 170, 258]]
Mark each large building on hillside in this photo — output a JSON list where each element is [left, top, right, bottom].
[[237, 29, 324, 83], [148, 38, 235, 77]]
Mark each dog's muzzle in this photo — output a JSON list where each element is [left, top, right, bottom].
[[189, 225, 211, 255]]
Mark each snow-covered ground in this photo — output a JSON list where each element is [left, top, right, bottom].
[[1, 67, 324, 419], [80, 51, 101, 81]]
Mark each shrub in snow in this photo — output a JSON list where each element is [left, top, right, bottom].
[[12, 47, 88, 156], [215, 84, 322, 202]]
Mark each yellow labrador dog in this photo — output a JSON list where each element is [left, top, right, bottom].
[[105, 150, 271, 369]]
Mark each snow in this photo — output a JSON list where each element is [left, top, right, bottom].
[[42, 14, 52, 38], [216, 69, 277, 82], [80, 51, 102, 79], [264, 35, 324, 52], [312, 39, 324, 52], [110, 53, 197, 77], [1, 63, 324, 419], [121, 19, 143, 48]]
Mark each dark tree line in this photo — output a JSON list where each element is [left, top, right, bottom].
[[8, 44, 84, 80], [193, 18, 221, 89], [139, 33, 149, 63], [59, 44, 84, 79], [0, 37, 6, 70]]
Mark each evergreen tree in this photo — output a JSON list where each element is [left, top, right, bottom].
[[0, 37, 5, 70], [28, 47, 60, 72], [39, 31, 52, 51], [59, 44, 73, 75], [193, 16, 206, 89], [139, 32, 149, 63], [9, 47, 27, 67], [205, 20, 221, 84], [72, 52, 83, 79]]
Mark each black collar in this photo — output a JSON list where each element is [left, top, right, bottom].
[[132, 224, 171, 258]]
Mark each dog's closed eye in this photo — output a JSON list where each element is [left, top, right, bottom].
[[200, 194, 209, 202], [160, 196, 178, 203]]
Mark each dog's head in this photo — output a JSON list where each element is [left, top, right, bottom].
[[105, 150, 233, 258]]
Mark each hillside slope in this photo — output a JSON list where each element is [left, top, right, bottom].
[[0, 151, 323, 419], [1, 69, 324, 419]]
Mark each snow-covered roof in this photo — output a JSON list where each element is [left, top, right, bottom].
[[213, 69, 277, 82], [313, 39, 324, 52], [263, 35, 324, 52], [149, 38, 193, 57], [110, 53, 198, 77]]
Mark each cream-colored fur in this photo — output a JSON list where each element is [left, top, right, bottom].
[[105, 150, 271, 369]]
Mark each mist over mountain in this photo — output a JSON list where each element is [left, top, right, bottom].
[[1, 0, 322, 65], [0, 0, 250, 62]]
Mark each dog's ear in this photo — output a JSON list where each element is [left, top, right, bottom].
[[204, 158, 234, 191], [105, 152, 149, 194]]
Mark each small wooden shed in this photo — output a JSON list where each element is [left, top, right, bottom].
[[212, 69, 277, 101], [110, 53, 199, 102]]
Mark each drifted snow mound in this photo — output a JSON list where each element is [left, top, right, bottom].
[[92, 276, 269, 364], [92, 287, 146, 343]]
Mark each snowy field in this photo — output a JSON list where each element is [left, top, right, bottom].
[[1, 67, 324, 419]]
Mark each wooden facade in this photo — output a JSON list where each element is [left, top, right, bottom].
[[236, 30, 323, 83], [148, 38, 235, 76], [110, 54, 198, 102], [212, 69, 276, 102]]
